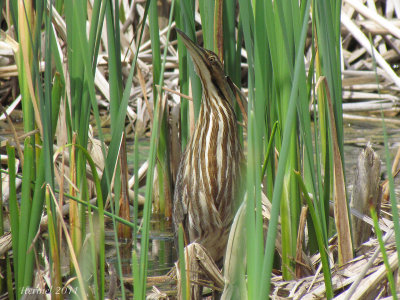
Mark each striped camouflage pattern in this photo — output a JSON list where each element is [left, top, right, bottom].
[[173, 29, 243, 263]]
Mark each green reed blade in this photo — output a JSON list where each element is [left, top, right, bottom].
[[139, 1, 176, 295], [370, 205, 397, 299], [178, 0, 202, 119], [259, 0, 311, 296], [295, 171, 333, 298], [174, 0, 189, 149], [381, 112, 400, 273], [132, 250, 142, 299], [199, 0, 214, 50], [6, 145, 19, 291], [45, 185, 62, 298], [16, 139, 33, 295], [178, 224, 188, 300]]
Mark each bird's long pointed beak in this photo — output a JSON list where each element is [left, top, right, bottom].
[[176, 29, 209, 73], [176, 28, 236, 105]]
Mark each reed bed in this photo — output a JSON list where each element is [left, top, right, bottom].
[[0, 0, 400, 299]]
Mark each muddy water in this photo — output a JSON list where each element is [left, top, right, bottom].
[[2, 114, 400, 281], [140, 118, 400, 275], [343, 118, 400, 196]]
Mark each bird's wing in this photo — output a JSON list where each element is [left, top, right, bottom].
[[226, 75, 248, 125]]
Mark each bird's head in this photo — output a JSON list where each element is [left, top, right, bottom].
[[176, 29, 234, 104]]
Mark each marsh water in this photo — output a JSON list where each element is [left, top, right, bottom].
[[125, 117, 400, 277], [1, 115, 400, 282]]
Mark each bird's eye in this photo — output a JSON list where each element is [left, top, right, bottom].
[[208, 56, 216, 64]]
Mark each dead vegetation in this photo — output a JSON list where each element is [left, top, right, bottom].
[[1, 0, 400, 299]]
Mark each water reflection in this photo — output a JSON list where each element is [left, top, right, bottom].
[[140, 118, 400, 275], [105, 214, 175, 277], [343, 119, 400, 196]]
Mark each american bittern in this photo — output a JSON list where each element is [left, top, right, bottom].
[[173, 29, 243, 265]]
